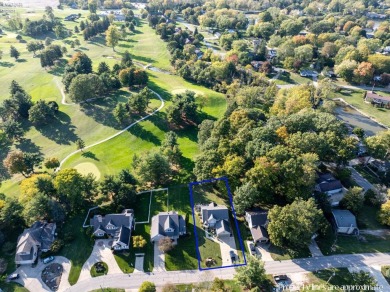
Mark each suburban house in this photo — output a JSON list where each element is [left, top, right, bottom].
[[150, 211, 186, 243], [300, 69, 318, 78], [90, 209, 134, 251], [315, 173, 346, 206], [369, 159, 390, 174], [64, 14, 79, 21], [15, 221, 56, 265], [200, 202, 231, 237], [365, 91, 390, 109], [331, 209, 359, 235], [245, 210, 269, 244]]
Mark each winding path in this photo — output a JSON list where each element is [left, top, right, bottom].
[[55, 81, 165, 168]]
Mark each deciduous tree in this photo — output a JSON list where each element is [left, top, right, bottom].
[[234, 257, 269, 289], [105, 25, 121, 51], [158, 236, 174, 253]]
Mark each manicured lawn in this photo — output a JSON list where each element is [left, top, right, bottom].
[[273, 71, 311, 85], [113, 249, 135, 274], [356, 204, 386, 230], [175, 280, 242, 292], [165, 221, 198, 271], [268, 244, 311, 261], [90, 262, 108, 277], [305, 268, 358, 289], [58, 215, 94, 285], [0, 282, 29, 292], [336, 90, 390, 128], [317, 231, 390, 255]]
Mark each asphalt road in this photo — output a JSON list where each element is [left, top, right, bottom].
[[64, 253, 390, 291], [348, 166, 374, 191]]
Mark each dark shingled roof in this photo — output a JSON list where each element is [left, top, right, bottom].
[[151, 211, 186, 240], [246, 210, 268, 227], [251, 226, 269, 242], [332, 209, 358, 228], [215, 219, 230, 235]]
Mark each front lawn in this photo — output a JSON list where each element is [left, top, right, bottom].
[[165, 223, 198, 271], [304, 268, 359, 290], [58, 215, 94, 285], [113, 250, 135, 273], [357, 204, 386, 230], [317, 232, 390, 255], [268, 244, 311, 261], [353, 165, 382, 185], [0, 282, 29, 292]]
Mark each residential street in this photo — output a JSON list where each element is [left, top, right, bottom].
[[348, 166, 374, 191], [64, 253, 390, 291]]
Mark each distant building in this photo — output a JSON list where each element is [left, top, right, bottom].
[[150, 211, 186, 243], [300, 69, 318, 78], [90, 209, 134, 251], [366, 12, 387, 19], [331, 210, 359, 235], [245, 210, 269, 244], [365, 91, 390, 109], [64, 14, 79, 21], [15, 221, 56, 265], [200, 202, 231, 238]]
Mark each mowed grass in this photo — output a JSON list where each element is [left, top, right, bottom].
[[304, 268, 359, 290], [0, 6, 227, 196], [58, 215, 94, 285], [336, 89, 390, 127]]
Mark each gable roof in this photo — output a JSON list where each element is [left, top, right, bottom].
[[215, 219, 230, 235], [151, 211, 186, 239], [15, 221, 56, 262], [251, 225, 269, 242], [201, 202, 229, 222], [115, 226, 131, 246], [245, 210, 268, 227], [318, 180, 343, 192], [90, 209, 134, 236], [332, 209, 358, 228]]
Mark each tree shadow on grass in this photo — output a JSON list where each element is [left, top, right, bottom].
[[148, 111, 169, 132], [176, 125, 198, 143], [48, 59, 67, 76], [118, 43, 133, 49], [35, 112, 79, 145], [16, 59, 27, 63], [14, 138, 43, 155], [81, 151, 99, 161], [127, 123, 161, 146], [147, 79, 172, 101], [0, 61, 14, 67], [80, 95, 123, 130]]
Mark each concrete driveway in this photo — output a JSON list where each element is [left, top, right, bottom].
[[153, 242, 166, 272], [13, 256, 71, 292], [78, 239, 122, 282], [218, 236, 237, 266], [348, 166, 374, 191]]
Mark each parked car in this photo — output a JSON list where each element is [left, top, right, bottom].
[[274, 274, 288, 282], [249, 243, 257, 256], [229, 250, 236, 262], [43, 256, 55, 264], [7, 273, 19, 281]]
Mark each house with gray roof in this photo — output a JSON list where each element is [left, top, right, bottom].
[[15, 221, 56, 265], [331, 209, 359, 235], [245, 210, 269, 244], [150, 211, 186, 242], [200, 202, 231, 238], [315, 173, 346, 206], [90, 209, 134, 251]]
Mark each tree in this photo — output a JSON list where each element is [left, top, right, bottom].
[[98, 61, 110, 74], [22, 192, 50, 225], [0, 197, 24, 231], [68, 74, 103, 102], [2, 120, 24, 141], [321, 42, 338, 59], [351, 271, 377, 287], [133, 235, 147, 249], [113, 102, 128, 124], [352, 127, 365, 140], [166, 91, 198, 126], [158, 236, 174, 253], [121, 50, 133, 68], [234, 257, 269, 289], [268, 198, 325, 249], [294, 44, 313, 63], [76, 138, 85, 152], [3, 150, 42, 177], [161, 131, 182, 166], [69, 52, 93, 74], [28, 100, 55, 125], [10, 45, 20, 60], [161, 283, 179, 292], [26, 41, 44, 56], [44, 157, 60, 170], [139, 281, 156, 292], [335, 60, 358, 82], [105, 25, 121, 51], [339, 187, 364, 215], [365, 131, 390, 160], [133, 152, 171, 186], [233, 182, 258, 214], [378, 201, 390, 226], [45, 37, 53, 46], [353, 62, 374, 84], [54, 168, 87, 210], [128, 88, 152, 113]]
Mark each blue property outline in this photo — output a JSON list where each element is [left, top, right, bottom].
[[188, 176, 247, 271]]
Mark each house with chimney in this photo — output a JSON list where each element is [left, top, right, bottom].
[[150, 211, 186, 243], [200, 202, 231, 238], [90, 209, 134, 251]]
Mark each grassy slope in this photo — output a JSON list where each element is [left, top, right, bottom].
[[305, 268, 358, 290], [0, 9, 226, 195]]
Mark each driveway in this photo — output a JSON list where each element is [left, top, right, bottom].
[[348, 166, 374, 191], [14, 256, 71, 292], [348, 266, 390, 292], [153, 242, 166, 272], [218, 235, 237, 266], [78, 239, 122, 282]]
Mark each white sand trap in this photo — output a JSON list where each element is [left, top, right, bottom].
[[171, 89, 204, 96], [74, 162, 101, 180]]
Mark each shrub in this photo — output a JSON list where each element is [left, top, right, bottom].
[[1, 242, 14, 254], [139, 281, 156, 292]]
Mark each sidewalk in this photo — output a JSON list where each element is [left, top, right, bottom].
[[308, 240, 323, 257]]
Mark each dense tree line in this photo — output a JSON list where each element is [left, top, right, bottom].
[[82, 17, 110, 40]]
